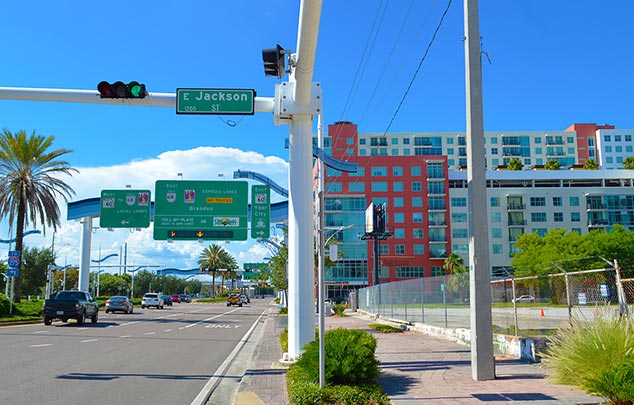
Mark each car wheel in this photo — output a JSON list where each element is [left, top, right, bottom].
[[77, 312, 85, 326], [44, 316, 52, 326], [105, 309, 109, 314], [62, 318, 68, 323], [142, 305, 146, 309], [91, 311, 98, 324], [239, 303, 242, 307]]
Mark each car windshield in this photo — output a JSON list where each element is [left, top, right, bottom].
[[145, 294, 158, 298], [109, 296, 126, 301], [56, 291, 85, 300]]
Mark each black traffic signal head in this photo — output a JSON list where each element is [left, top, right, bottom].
[[262, 44, 285, 79], [97, 81, 147, 99]]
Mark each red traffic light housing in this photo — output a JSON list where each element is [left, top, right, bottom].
[[97, 81, 147, 99], [262, 44, 286, 79]]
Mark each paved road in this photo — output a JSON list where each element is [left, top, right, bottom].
[[0, 301, 267, 405]]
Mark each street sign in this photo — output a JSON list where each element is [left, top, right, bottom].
[[8, 250, 20, 269], [7, 268, 18, 277], [244, 262, 269, 271], [250, 185, 270, 239], [154, 180, 248, 241], [99, 189, 151, 228], [176, 88, 255, 115]]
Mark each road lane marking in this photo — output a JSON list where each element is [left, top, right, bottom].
[[152, 313, 183, 320], [183, 308, 241, 329], [32, 330, 50, 334], [144, 332, 155, 335], [76, 327, 89, 331], [119, 321, 140, 326], [29, 344, 52, 348], [80, 339, 99, 343], [164, 329, 173, 332], [119, 335, 131, 338]]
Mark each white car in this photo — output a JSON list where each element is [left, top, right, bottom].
[[240, 294, 250, 304], [141, 293, 164, 309], [512, 295, 535, 303]]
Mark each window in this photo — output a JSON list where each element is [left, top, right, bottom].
[[490, 197, 500, 207], [411, 197, 423, 207], [451, 197, 467, 207], [394, 228, 405, 238], [393, 166, 403, 176], [452, 213, 467, 222], [371, 182, 388, 192], [606, 146, 612, 153], [403, 148, 410, 156], [532, 228, 548, 237], [570, 196, 580, 206], [627, 135, 632, 142], [554, 212, 563, 222], [414, 244, 424, 255], [359, 149, 367, 156], [413, 228, 424, 238], [411, 166, 421, 176], [394, 213, 405, 223], [428, 182, 445, 194], [395, 245, 405, 255], [534, 137, 541, 144], [427, 162, 444, 178], [379, 245, 389, 255], [359, 138, 366, 145], [535, 147, 542, 154], [411, 182, 422, 192], [393, 182, 403, 192], [349, 167, 365, 177], [391, 137, 399, 145], [453, 244, 469, 255], [428, 197, 445, 210], [447, 148, 454, 154], [493, 244, 503, 254], [604, 135, 611, 142], [412, 213, 423, 223], [627, 145, 633, 153], [571, 212, 581, 222], [491, 148, 498, 154], [553, 196, 562, 207], [403, 138, 410, 145], [431, 266, 445, 277], [567, 136, 575, 143], [531, 212, 547, 222], [326, 183, 341, 192], [490, 212, 501, 223], [571, 228, 582, 234], [491, 228, 502, 239], [393, 197, 404, 207], [452, 228, 468, 238], [349, 182, 365, 192], [530, 197, 546, 206], [346, 148, 354, 155], [326, 167, 341, 177], [396, 266, 424, 278], [372, 167, 387, 176], [346, 137, 354, 145]]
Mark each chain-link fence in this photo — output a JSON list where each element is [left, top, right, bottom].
[[356, 266, 633, 335]]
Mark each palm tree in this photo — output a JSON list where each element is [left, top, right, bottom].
[[507, 158, 523, 171], [583, 159, 598, 169], [443, 252, 469, 303], [197, 244, 233, 297], [0, 130, 77, 302], [622, 157, 634, 170], [544, 160, 561, 170]]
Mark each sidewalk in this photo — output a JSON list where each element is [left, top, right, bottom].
[[234, 310, 602, 405]]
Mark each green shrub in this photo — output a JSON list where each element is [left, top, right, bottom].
[[583, 358, 634, 403], [0, 295, 10, 316], [543, 307, 634, 403], [368, 323, 403, 333], [278, 306, 288, 314], [14, 300, 43, 317], [334, 302, 346, 316], [280, 328, 288, 353], [295, 327, 379, 385]]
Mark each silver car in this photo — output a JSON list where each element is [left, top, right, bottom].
[[105, 296, 134, 314], [141, 293, 164, 309]]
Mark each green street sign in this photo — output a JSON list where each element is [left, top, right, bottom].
[[176, 88, 255, 115], [99, 189, 151, 228], [153, 180, 248, 241], [250, 185, 270, 239], [244, 262, 269, 271]]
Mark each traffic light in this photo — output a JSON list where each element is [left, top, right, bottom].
[[261, 44, 285, 79], [97, 81, 147, 99]]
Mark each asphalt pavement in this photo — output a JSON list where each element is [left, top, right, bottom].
[[230, 305, 603, 405]]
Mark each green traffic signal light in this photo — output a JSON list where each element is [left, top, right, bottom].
[[97, 81, 147, 99]]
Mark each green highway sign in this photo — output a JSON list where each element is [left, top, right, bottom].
[[153, 180, 248, 241], [250, 185, 270, 239], [176, 88, 255, 115], [99, 189, 151, 228], [243, 262, 269, 271]]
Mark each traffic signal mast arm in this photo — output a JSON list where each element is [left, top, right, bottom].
[[0, 86, 275, 112]]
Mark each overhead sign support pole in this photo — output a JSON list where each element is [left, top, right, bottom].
[[283, 0, 323, 361]]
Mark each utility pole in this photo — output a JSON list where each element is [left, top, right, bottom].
[[464, 0, 495, 380]]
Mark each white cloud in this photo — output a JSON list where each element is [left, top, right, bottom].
[[5, 146, 288, 273]]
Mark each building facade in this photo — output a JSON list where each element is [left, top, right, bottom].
[[320, 121, 634, 300]]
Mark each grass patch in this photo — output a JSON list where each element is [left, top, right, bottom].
[[368, 323, 403, 333], [543, 306, 634, 403]]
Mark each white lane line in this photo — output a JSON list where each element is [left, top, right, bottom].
[[119, 321, 140, 326], [29, 344, 52, 348], [80, 339, 99, 343], [152, 313, 183, 320], [164, 329, 173, 332], [76, 328, 89, 331], [183, 308, 240, 329], [32, 330, 50, 334], [119, 335, 131, 338], [144, 332, 155, 336]]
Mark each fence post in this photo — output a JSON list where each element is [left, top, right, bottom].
[[421, 276, 425, 324], [615, 260, 629, 317], [552, 262, 573, 322]]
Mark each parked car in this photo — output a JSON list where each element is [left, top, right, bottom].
[[105, 296, 134, 314], [179, 294, 192, 303], [170, 294, 181, 303], [161, 295, 173, 306], [512, 295, 535, 303], [141, 293, 164, 309], [43, 290, 99, 326], [240, 294, 250, 304], [227, 293, 242, 307]]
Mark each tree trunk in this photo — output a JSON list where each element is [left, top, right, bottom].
[[13, 199, 26, 303], [211, 270, 216, 297]]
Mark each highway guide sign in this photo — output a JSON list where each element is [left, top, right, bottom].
[[99, 189, 151, 228], [8, 250, 20, 276], [153, 180, 248, 241], [250, 185, 270, 239], [176, 88, 255, 115]]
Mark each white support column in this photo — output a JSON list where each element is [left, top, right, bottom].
[[286, 113, 315, 360], [78, 217, 93, 291]]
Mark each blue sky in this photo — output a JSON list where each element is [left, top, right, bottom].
[[1, 1, 633, 272]]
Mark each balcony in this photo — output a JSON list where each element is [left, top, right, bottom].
[[428, 221, 447, 227], [507, 204, 526, 211], [508, 219, 527, 226], [586, 203, 606, 210]]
